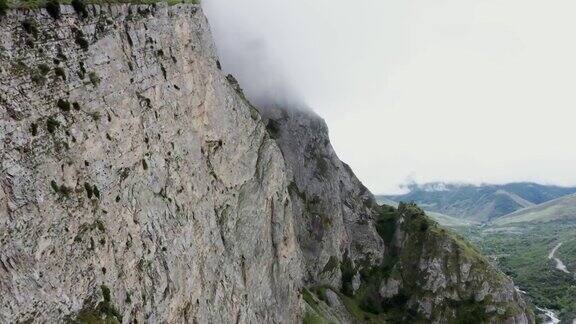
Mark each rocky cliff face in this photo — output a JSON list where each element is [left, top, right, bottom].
[[262, 107, 533, 323], [0, 3, 532, 323], [1, 4, 301, 323]]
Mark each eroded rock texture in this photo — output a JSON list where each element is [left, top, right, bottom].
[[0, 3, 532, 323], [1, 4, 300, 323], [262, 107, 533, 323]]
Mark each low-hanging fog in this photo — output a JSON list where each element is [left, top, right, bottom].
[[203, 0, 576, 194]]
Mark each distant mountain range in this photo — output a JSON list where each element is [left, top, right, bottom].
[[493, 193, 576, 226], [383, 182, 576, 322], [378, 182, 576, 222]]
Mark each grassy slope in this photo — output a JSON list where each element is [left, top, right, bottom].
[[383, 183, 576, 222], [301, 203, 527, 323], [557, 239, 576, 272], [426, 211, 479, 228], [385, 189, 576, 322], [377, 196, 479, 229], [338, 203, 526, 323], [410, 191, 576, 322], [493, 194, 576, 225], [458, 221, 576, 322]]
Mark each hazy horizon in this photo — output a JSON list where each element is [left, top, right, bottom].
[[203, 0, 576, 195], [382, 180, 576, 196]]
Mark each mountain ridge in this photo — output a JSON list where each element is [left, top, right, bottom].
[[0, 4, 533, 323], [382, 182, 576, 222], [492, 193, 576, 226]]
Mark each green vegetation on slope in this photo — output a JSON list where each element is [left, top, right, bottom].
[[68, 285, 121, 324], [383, 183, 576, 323], [459, 221, 576, 322], [1, 0, 8, 15], [557, 239, 576, 272], [426, 211, 479, 228], [381, 182, 576, 222], [336, 203, 525, 323], [493, 194, 576, 225], [376, 195, 478, 229]]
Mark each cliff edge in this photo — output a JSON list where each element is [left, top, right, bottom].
[[0, 3, 533, 323]]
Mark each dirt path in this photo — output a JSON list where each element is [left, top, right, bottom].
[[548, 242, 570, 274]]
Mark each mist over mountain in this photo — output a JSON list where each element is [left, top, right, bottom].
[[203, 0, 576, 195], [202, 0, 306, 109]]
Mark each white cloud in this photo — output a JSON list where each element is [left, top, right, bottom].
[[203, 0, 576, 194]]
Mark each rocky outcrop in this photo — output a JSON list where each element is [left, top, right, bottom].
[[0, 3, 533, 323], [261, 106, 385, 287], [0, 4, 301, 323], [262, 107, 533, 323]]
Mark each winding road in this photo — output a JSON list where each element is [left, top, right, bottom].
[[519, 244, 572, 324], [548, 242, 570, 274], [537, 242, 572, 324]]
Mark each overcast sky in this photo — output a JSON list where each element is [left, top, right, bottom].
[[203, 0, 576, 194]]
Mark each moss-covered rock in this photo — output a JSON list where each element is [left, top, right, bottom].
[[329, 202, 534, 323]]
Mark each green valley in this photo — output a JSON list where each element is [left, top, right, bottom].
[[381, 185, 576, 323], [460, 222, 576, 323]]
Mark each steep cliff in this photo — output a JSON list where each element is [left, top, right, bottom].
[[262, 107, 532, 323], [0, 3, 532, 323], [1, 4, 301, 322]]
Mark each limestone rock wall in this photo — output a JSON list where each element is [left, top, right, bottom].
[[260, 106, 385, 287]]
